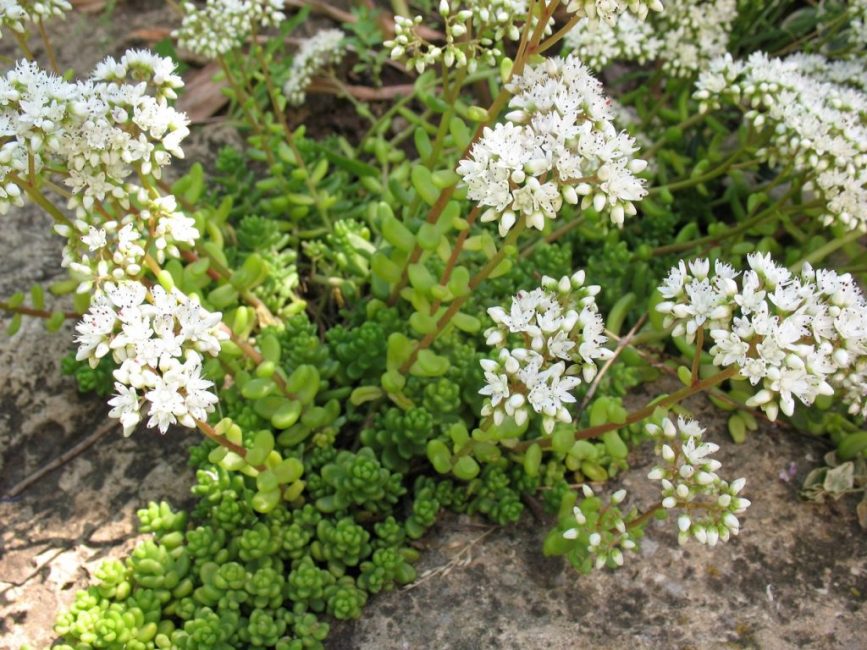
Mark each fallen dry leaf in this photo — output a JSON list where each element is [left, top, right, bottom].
[[125, 27, 173, 45], [70, 0, 107, 13], [177, 63, 228, 124]]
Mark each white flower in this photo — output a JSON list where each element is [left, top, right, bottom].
[[282, 29, 346, 106], [565, 1, 734, 77], [660, 254, 867, 421], [565, 13, 661, 70], [145, 373, 186, 434], [479, 363, 510, 408], [107, 382, 141, 436], [74, 279, 224, 435], [646, 416, 749, 546], [459, 55, 647, 236], [480, 271, 611, 431], [385, 1, 549, 75], [564, 0, 663, 25], [0, 0, 71, 36], [655, 257, 731, 342], [0, 55, 190, 249], [74, 295, 117, 365], [174, 0, 285, 59], [695, 52, 867, 232]]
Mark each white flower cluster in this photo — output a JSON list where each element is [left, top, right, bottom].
[[479, 272, 612, 433], [656, 0, 736, 77], [657, 254, 867, 421], [58, 190, 198, 294], [0, 54, 190, 214], [75, 281, 228, 435], [783, 54, 867, 94], [458, 55, 647, 236], [0, 0, 70, 36], [695, 52, 867, 232], [564, 0, 663, 25], [91, 49, 185, 102], [564, 0, 735, 77], [563, 485, 640, 570], [564, 13, 661, 70], [174, 0, 285, 59], [646, 416, 750, 546], [282, 29, 346, 107], [384, 0, 551, 75]]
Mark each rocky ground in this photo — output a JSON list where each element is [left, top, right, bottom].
[[1, 3, 866, 649]]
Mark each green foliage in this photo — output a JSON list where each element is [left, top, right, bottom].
[[61, 352, 116, 396]]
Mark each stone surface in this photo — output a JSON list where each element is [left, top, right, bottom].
[[328, 412, 867, 650]]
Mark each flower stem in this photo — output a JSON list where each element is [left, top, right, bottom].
[[400, 219, 527, 373], [386, 2, 551, 306], [37, 18, 60, 74], [13, 30, 34, 60], [195, 418, 269, 472], [628, 502, 663, 530], [0, 301, 78, 319], [515, 365, 739, 451], [519, 216, 584, 258], [644, 112, 708, 159], [789, 228, 864, 274], [644, 191, 792, 258], [250, 28, 332, 230], [8, 174, 73, 228], [428, 205, 480, 316], [650, 149, 756, 194], [691, 327, 704, 383]]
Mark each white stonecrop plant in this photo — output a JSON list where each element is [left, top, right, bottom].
[[0, 52, 228, 438], [0, 53, 188, 214], [385, 0, 552, 75], [457, 54, 648, 237], [564, 12, 662, 70], [565, 0, 736, 77], [646, 416, 750, 546], [563, 485, 639, 570], [174, 0, 285, 59], [657, 254, 867, 421], [695, 52, 867, 232], [77, 281, 227, 435], [0, 53, 194, 293], [479, 271, 612, 433], [0, 0, 71, 36], [282, 28, 347, 106], [564, 0, 663, 25], [655, 0, 736, 77]]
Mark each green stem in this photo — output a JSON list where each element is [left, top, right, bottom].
[[250, 29, 332, 230], [37, 18, 60, 74], [789, 229, 864, 273], [13, 30, 34, 60], [644, 112, 708, 159], [0, 301, 79, 319], [196, 419, 267, 472], [428, 205, 481, 315], [399, 218, 527, 373], [425, 67, 465, 168], [519, 216, 584, 258], [8, 174, 73, 228], [514, 365, 739, 451], [628, 503, 663, 530], [386, 2, 552, 306], [645, 201, 781, 258], [651, 150, 755, 194]]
